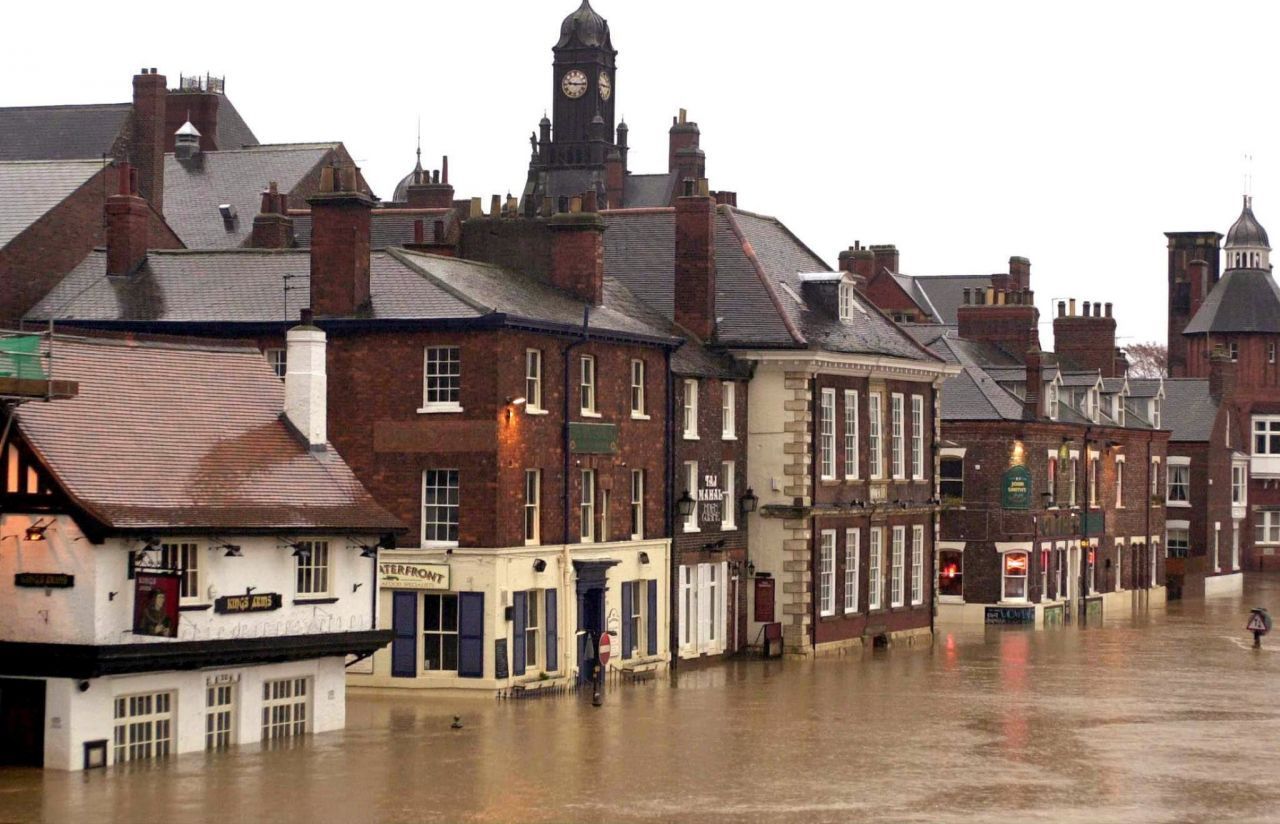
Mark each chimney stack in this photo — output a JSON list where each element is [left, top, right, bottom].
[[1024, 346, 1043, 419], [407, 156, 455, 209], [956, 290, 1040, 362], [285, 308, 327, 451], [837, 245, 875, 290], [674, 178, 717, 340], [106, 162, 150, 276], [605, 150, 625, 209], [129, 69, 167, 215], [1053, 297, 1120, 376], [1209, 345, 1236, 402], [869, 244, 900, 275], [669, 109, 705, 185], [250, 181, 294, 249], [306, 162, 373, 316], [1009, 256, 1031, 291], [548, 190, 606, 306], [165, 73, 222, 152]]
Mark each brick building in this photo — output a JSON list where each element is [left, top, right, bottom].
[[1168, 195, 1279, 574], [27, 165, 679, 691], [888, 271, 1170, 625]]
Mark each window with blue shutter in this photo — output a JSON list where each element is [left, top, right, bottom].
[[647, 580, 658, 656], [457, 591, 485, 678], [512, 590, 527, 676], [391, 592, 417, 678], [621, 582, 633, 660], [545, 588, 558, 672]]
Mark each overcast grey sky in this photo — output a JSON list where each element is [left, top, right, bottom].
[[5, 0, 1275, 347]]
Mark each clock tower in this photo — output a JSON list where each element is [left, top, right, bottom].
[[547, 0, 617, 168]]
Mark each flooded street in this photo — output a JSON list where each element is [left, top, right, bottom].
[[4, 577, 1280, 824]]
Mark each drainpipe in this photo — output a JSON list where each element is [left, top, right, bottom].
[[809, 375, 819, 650], [1080, 425, 1092, 622], [1145, 430, 1153, 591], [562, 307, 590, 546], [666, 346, 678, 671]]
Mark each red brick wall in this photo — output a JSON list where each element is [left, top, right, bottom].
[[861, 271, 927, 322], [674, 196, 716, 340], [1054, 314, 1119, 377], [130, 72, 168, 215], [548, 214, 605, 306], [0, 165, 182, 323], [325, 328, 668, 549]]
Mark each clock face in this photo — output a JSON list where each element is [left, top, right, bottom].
[[598, 72, 612, 100], [561, 70, 588, 99]]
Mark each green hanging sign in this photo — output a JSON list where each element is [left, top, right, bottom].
[[1002, 465, 1032, 510]]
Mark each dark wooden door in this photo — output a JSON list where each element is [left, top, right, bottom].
[[0, 678, 45, 767], [391, 592, 417, 678]]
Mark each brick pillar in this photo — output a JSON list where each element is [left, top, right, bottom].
[[307, 164, 373, 316], [129, 69, 167, 215], [674, 179, 716, 340]]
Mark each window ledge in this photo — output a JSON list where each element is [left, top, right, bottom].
[[418, 403, 463, 414], [683, 433, 700, 441], [179, 603, 212, 612], [525, 408, 550, 416], [294, 596, 340, 605], [631, 412, 651, 421], [682, 527, 701, 534], [722, 435, 737, 441], [580, 410, 602, 419], [1167, 501, 1191, 508], [422, 541, 460, 550]]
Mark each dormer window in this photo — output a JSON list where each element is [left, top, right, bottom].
[[838, 282, 855, 322]]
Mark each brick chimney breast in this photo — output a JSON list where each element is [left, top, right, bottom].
[[105, 162, 150, 276], [548, 193, 605, 306], [306, 165, 373, 316], [674, 179, 717, 340], [129, 69, 167, 215]]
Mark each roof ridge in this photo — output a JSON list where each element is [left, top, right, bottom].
[[602, 206, 675, 215], [28, 329, 264, 355], [0, 158, 108, 167], [721, 208, 805, 345], [0, 102, 130, 112], [386, 248, 496, 314]]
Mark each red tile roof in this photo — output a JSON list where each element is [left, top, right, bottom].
[[12, 333, 401, 534]]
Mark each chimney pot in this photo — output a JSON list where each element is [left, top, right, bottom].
[[1058, 300, 1066, 318], [1069, 298, 1077, 316], [1104, 302, 1113, 318], [582, 190, 598, 213]]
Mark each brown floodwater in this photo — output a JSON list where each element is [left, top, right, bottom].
[[4, 577, 1280, 824]]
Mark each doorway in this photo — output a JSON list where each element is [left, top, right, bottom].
[[391, 592, 417, 678], [573, 559, 617, 684], [0, 678, 45, 767]]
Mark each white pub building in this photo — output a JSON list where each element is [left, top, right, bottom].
[[0, 325, 399, 770]]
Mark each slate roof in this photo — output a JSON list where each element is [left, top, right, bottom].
[[1226, 195, 1269, 249], [11, 333, 400, 532], [1183, 268, 1280, 334], [163, 143, 338, 249], [208, 94, 259, 150], [26, 248, 674, 344], [603, 207, 939, 361], [940, 366, 1026, 421], [0, 104, 131, 161], [624, 173, 676, 208], [0, 159, 104, 246], [889, 272, 940, 319], [908, 274, 995, 324], [1127, 378, 1163, 398], [1161, 379, 1219, 442]]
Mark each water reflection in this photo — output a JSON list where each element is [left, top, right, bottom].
[[4, 577, 1280, 823]]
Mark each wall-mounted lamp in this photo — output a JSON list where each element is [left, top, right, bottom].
[[507, 396, 527, 407], [217, 544, 243, 558], [676, 489, 696, 519], [739, 487, 759, 515], [288, 542, 311, 561], [747, 560, 756, 577], [532, 558, 547, 573], [108, 591, 118, 601], [25, 518, 53, 542], [352, 582, 364, 593], [638, 551, 650, 565]]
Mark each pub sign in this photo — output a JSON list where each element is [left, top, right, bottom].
[[1001, 465, 1032, 510], [133, 572, 180, 637]]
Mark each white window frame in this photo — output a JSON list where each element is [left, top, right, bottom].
[[294, 540, 330, 598], [1088, 452, 1100, 508], [1001, 550, 1030, 603], [265, 348, 287, 379], [580, 355, 598, 417], [869, 393, 884, 480], [868, 527, 884, 610], [1114, 455, 1125, 509], [630, 469, 645, 540], [890, 525, 905, 607], [1254, 416, 1280, 455], [580, 469, 596, 543], [525, 349, 543, 412], [422, 469, 460, 547], [839, 281, 854, 322], [721, 460, 736, 530], [113, 691, 174, 764], [1232, 463, 1247, 507], [911, 395, 924, 481], [524, 590, 541, 670], [683, 379, 699, 439], [524, 469, 541, 546], [420, 346, 462, 413], [205, 682, 236, 750], [630, 359, 647, 419], [910, 524, 924, 606], [1167, 457, 1190, 506], [1151, 456, 1161, 503], [679, 565, 694, 649], [683, 461, 699, 533], [1213, 521, 1221, 571], [819, 530, 836, 617], [819, 387, 836, 480], [1069, 454, 1079, 507], [600, 487, 610, 543], [843, 390, 859, 480], [891, 394, 905, 480], [262, 677, 310, 741], [161, 541, 201, 605], [1257, 511, 1280, 545], [844, 528, 860, 613], [722, 381, 736, 439]]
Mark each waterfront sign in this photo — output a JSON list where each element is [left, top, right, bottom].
[[985, 606, 1034, 625], [379, 561, 450, 590], [214, 592, 282, 614], [1001, 465, 1032, 510], [14, 572, 74, 588]]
